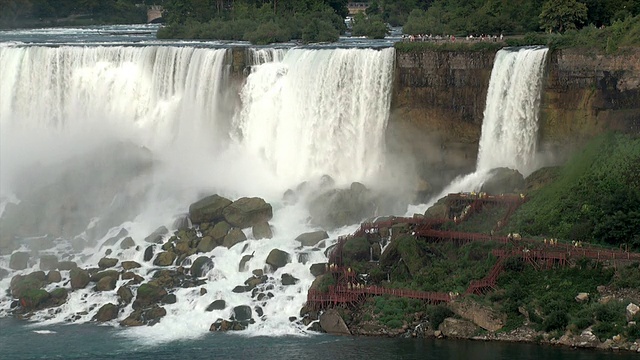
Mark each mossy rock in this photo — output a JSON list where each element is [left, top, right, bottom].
[[144, 226, 169, 244], [342, 237, 370, 264], [50, 288, 68, 303], [46, 270, 62, 283], [10, 271, 46, 298], [98, 257, 119, 269], [222, 197, 273, 229], [70, 268, 90, 289], [134, 283, 167, 309], [121, 261, 141, 270], [96, 276, 117, 291], [295, 230, 329, 247], [189, 194, 232, 224], [20, 289, 50, 310], [153, 251, 176, 266], [95, 303, 118, 322], [91, 270, 120, 282], [207, 221, 231, 242], [120, 236, 136, 250], [191, 256, 214, 277], [117, 286, 134, 305]]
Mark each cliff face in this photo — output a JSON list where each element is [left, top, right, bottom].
[[388, 50, 496, 194], [391, 47, 640, 194]]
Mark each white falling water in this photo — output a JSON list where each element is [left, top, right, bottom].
[[0, 45, 394, 342], [409, 47, 548, 213], [234, 48, 395, 186]]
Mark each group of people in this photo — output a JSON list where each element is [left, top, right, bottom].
[[402, 33, 504, 43]]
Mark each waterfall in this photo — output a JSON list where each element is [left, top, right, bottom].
[[234, 48, 395, 185], [411, 47, 548, 212], [0, 44, 396, 340]]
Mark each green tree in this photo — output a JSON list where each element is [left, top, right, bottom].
[[539, 0, 588, 33]]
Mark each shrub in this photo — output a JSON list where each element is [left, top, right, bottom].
[[244, 21, 291, 45], [543, 310, 569, 332], [426, 304, 453, 329], [302, 18, 340, 43]]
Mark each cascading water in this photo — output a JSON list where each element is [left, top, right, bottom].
[[0, 44, 396, 342], [411, 47, 549, 212]]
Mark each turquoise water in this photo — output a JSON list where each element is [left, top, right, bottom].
[[0, 318, 635, 360]]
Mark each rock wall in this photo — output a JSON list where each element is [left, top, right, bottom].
[[388, 49, 496, 194]]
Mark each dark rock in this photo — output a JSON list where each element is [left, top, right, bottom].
[[98, 257, 118, 269], [281, 273, 299, 286], [153, 251, 176, 266], [197, 236, 217, 253], [239, 254, 254, 272], [223, 228, 247, 249], [161, 293, 177, 304], [232, 285, 251, 293], [9, 252, 29, 270], [207, 221, 231, 243], [39, 255, 59, 271], [309, 263, 328, 277], [46, 270, 62, 283], [252, 221, 273, 240], [91, 270, 119, 282], [144, 226, 169, 244], [19, 289, 51, 311], [319, 309, 350, 335], [70, 268, 90, 289], [172, 214, 191, 231], [143, 306, 166, 322], [133, 283, 167, 309], [222, 197, 273, 229], [95, 303, 118, 322], [244, 275, 267, 288], [0, 268, 9, 280], [342, 236, 370, 263], [295, 231, 329, 247], [50, 288, 67, 305], [96, 276, 117, 291], [308, 182, 375, 230], [143, 246, 154, 262], [120, 237, 136, 250], [117, 286, 134, 305], [10, 271, 46, 298], [252, 269, 263, 277], [439, 317, 479, 338], [57, 261, 77, 271], [120, 310, 143, 327], [205, 299, 226, 311], [233, 305, 252, 322], [297, 253, 309, 264], [265, 249, 291, 271], [190, 256, 214, 277], [255, 306, 264, 317], [480, 167, 525, 195], [189, 195, 233, 224], [121, 261, 141, 270]]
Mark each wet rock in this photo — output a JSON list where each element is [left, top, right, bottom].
[[239, 254, 254, 272], [252, 221, 273, 240], [0, 268, 9, 280], [223, 197, 273, 229], [308, 182, 375, 229], [173, 214, 191, 231], [627, 303, 639, 321], [95, 303, 118, 322], [39, 255, 59, 271], [206, 300, 226, 311], [252, 269, 264, 277], [101, 229, 128, 248], [319, 309, 350, 335], [232, 285, 252, 293], [117, 286, 134, 305], [121, 261, 141, 270], [57, 261, 77, 271], [191, 256, 214, 277], [153, 251, 176, 266], [309, 263, 328, 277], [120, 311, 144, 327], [161, 293, 177, 304], [207, 221, 231, 243], [98, 257, 118, 269], [143, 246, 155, 262], [123, 272, 144, 285], [96, 276, 117, 291], [10, 271, 46, 298], [70, 268, 90, 289], [197, 236, 217, 253], [189, 194, 233, 224], [91, 270, 120, 282], [266, 249, 291, 271], [223, 228, 247, 249], [50, 288, 67, 305], [283, 189, 297, 205], [133, 283, 167, 309], [281, 273, 299, 286], [297, 253, 309, 264], [144, 306, 167, 323], [200, 288, 207, 296], [295, 231, 329, 247], [144, 226, 169, 244], [9, 252, 29, 270], [439, 317, 479, 338], [480, 167, 525, 195], [233, 305, 252, 322], [120, 237, 136, 250], [46, 270, 62, 283], [19, 289, 51, 311]]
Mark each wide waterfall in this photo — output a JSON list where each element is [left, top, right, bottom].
[[412, 46, 549, 210], [0, 44, 395, 341]]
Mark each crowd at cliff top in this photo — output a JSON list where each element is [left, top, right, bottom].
[[402, 33, 505, 43]]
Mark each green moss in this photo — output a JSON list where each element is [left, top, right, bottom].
[[21, 289, 50, 309], [394, 41, 502, 53]]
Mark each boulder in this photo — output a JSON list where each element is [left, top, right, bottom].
[[172, 214, 191, 231], [96, 276, 117, 291], [39, 255, 59, 271], [627, 303, 640, 322], [20, 289, 51, 311], [9, 252, 29, 270], [144, 306, 167, 323], [265, 249, 291, 271], [281, 273, 299, 286], [223, 228, 247, 249], [70, 268, 90, 289], [133, 283, 167, 309], [121, 261, 141, 270], [10, 271, 46, 298], [144, 226, 169, 244], [309, 263, 328, 277], [153, 251, 176, 266], [252, 221, 273, 240], [233, 305, 252, 322], [57, 261, 77, 271], [98, 257, 119, 269], [143, 246, 154, 262], [295, 230, 329, 247], [120, 237, 136, 250], [46, 270, 62, 283], [206, 300, 226, 311], [197, 236, 217, 253], [101, 229, 128, 248], [189, 194, 232, 224], [319, 309, 350, 335], [222, 197, 273, 229], [297, 252, 309, 264], [308, 182, 375, 229], [0, 268, 9, 280], [50, 288, 68, 305], [342, 236, 370, 263], [161, 293, 177, 304], [575, 292, 589, 303], [439, 317, 479, 338], [207, 221, 231, 243], [95, 303, 118, 322], [480, 167, 525, 195], [91, 270, 119, 283], [424, 198, 448, 219], [282, 189, 297, 205], [191, 256, 214, 277], [117, 286, 134, 305], [449, 299, 505, 332]]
